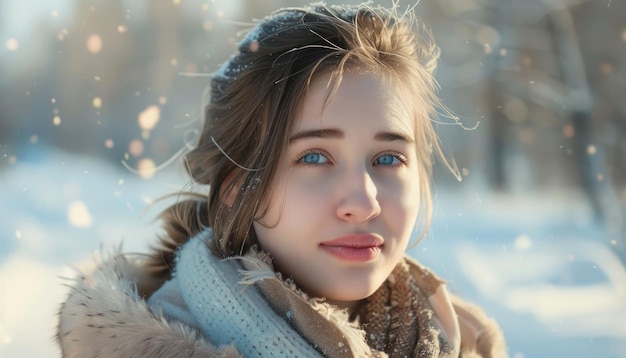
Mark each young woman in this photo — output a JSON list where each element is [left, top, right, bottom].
[[57, 3, 507, 357]]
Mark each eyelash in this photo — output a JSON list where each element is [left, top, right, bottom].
[[295, 149, 332, 166], [294, 150, 408, 167], [374, 151, 408, 167]]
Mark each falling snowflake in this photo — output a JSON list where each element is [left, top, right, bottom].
[[128, 139, 144, 157], [137, 158, 156, 179], [92, 97, 102, 109], [67, 201, 93, 228], [86, 34, 102, 54], [5, 38, 18, 51], [138, 105, 160, 131]]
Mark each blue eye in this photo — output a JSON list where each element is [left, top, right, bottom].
[[299, 152, 329, 164], [374, 154, 402, 166]]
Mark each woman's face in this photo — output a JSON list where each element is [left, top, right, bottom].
[[253, 71, 421, 309]]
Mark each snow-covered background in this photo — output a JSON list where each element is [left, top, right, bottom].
[[1, 0, 625, 357], [1, 146, 624, 357]]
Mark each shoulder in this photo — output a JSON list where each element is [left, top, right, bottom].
[[404, 256, 508, 357], [57, 252, 242, 358], [451, 294, 508, 358]]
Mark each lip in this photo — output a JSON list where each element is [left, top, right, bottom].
[[320, 233, 384, 262]]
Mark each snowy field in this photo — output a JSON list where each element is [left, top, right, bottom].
[[1, 147, 625, 357]]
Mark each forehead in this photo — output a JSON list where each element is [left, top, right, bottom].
[[295, 70, 416, 134]]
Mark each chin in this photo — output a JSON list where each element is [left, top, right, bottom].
[[324, 283, 380, 303]]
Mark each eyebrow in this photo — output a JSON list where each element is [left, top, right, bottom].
[[289, 129, 342, 143], [289, 128, 414, 143], [374, 131, 414, 143]]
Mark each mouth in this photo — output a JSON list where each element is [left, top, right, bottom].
[[319, 233, 383, 262]]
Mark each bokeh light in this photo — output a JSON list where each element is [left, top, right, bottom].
[[137, 158, 156, 179], [67, 201, 93, 228], [92, 97, 102, 109], [86, 34, 102, 54], [128, 139, 144, 157], [138, 105, 160, 131], [6, 38, 19, 51]]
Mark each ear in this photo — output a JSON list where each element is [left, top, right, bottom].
[[219, 172, 241, 207]]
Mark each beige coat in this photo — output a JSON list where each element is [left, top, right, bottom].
[[57, 238, 507, 357]]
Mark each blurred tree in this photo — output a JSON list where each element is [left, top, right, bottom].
[[1, 0, 623, 241], [57, 0, 130, 156], [429, 0, 625, 242], [570, 0, 626, 240]]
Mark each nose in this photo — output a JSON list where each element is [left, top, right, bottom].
[[336, 169, 381, 223]]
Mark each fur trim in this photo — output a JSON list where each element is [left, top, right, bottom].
[[452, 295, 508, 358], [57, 242, 507, 358], [57, 253, 242, 358]]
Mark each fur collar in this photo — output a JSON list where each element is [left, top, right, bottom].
[[57, 235, 507, 357], [57, 253, 242, 358]]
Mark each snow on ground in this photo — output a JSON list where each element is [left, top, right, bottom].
[[1, 147, 625, 357], [411, 189, 626, 357], [0, 147, 183, 357]]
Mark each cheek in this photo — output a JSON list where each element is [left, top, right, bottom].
[[402, 177, 421, 212], [380, 172, 421, 226], [256, 186, 284, 228], [255, 172, 317, 229], [279, 178, 327, 225], [381, 169, 420, 202]]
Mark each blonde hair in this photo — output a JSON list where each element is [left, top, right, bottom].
[[149, 3, 458, 277]]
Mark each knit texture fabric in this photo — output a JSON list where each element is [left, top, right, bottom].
[[246, 246, 455, 357], [150, 230, 459, 357], [357, 260, 455, 357], [58, 230, 507, 357], [169, 232, 325, 357]]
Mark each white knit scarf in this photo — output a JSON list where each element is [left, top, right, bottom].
[[164, 230, 458, 357], [174, 232, 328, 357]]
